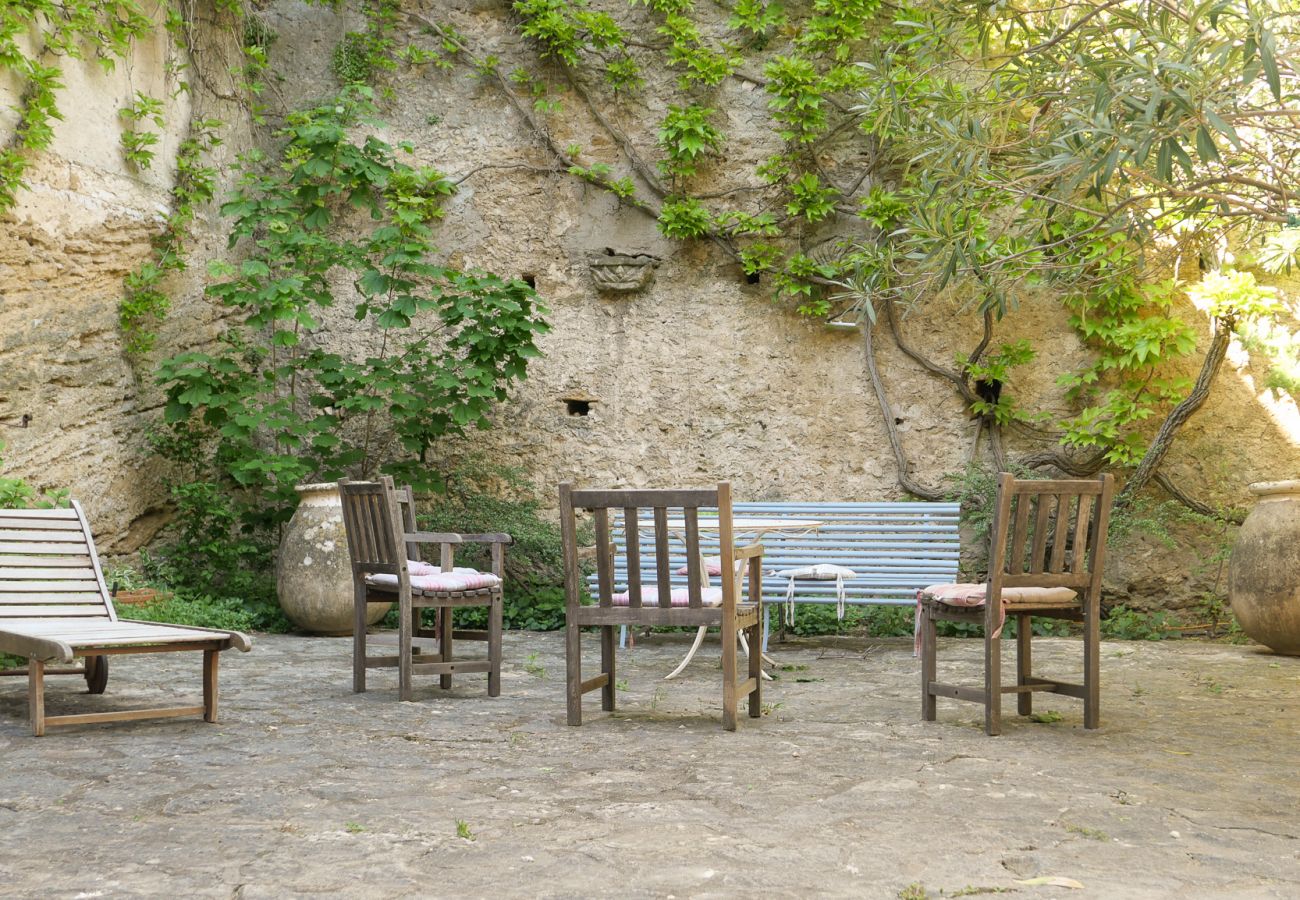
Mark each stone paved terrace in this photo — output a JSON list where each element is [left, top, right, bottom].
[[0, 631, 1296, 899]]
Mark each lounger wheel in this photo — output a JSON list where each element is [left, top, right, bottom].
[[84, 656, 108, 694]]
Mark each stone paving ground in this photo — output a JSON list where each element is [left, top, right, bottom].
[[0, 630, 1296, 899]]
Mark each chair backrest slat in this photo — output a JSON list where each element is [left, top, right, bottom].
[[624, 507, 642, 606], [593, 508, 614, 607], [653, 506, 672, 608], [683, 507, 702, 607]]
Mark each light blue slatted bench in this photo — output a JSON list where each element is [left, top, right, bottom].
[[584, 500, 962, 661]]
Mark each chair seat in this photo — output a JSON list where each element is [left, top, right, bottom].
[[915, 582, 1079, 649], [921, 582, 1079, 609], [612, 586, 724, 607]]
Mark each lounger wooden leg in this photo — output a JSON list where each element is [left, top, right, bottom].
[[985, 627, 1002, 737], [28, 658, 45, 737], [722, 619, 738, 732], [1016, 614, 1033, 716], [203, 649, 219, 723], [353, 583, 367, 694], [439, 607, 454, 691], [600, 625, 616, 712], [488, 595, 503, 698], [747, 615, 762, 719], [565, 619, 582, 726], [920, 602, 937, 722], [1084, 602, 1100, 730]]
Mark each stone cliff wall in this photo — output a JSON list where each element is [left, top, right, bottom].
[[1, 1, 1297, 610]]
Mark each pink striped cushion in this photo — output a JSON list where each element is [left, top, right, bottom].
[[611, 586, 724, 607], [913, 582, 1078, 653], [368, 570, 501, 592]]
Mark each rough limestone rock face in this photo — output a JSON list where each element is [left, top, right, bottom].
[[1, 1, 1297, 612]]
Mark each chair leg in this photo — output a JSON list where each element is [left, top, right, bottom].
[[203, 649, 220, 723], [398, 598, 414, 702], [1084, 603, 1101, 729], [440, 607, 454, 691], [920, 602, 937, 722], [600, 625, 616, 712], [488, 595, 503, 698], [1016, 614, 1033, 716], [565, 619, 582, 726], [353, 583, 367, 693], [747, 615, 762, 719], [722, 619, 738, 732], [985, 626, 1002, 736], [28, 658, 45, 737]]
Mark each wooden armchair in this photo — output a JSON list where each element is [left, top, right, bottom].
[[338, 477, 508, 700], [559, 482, 764, 731], [918, 473, 1115, 735]]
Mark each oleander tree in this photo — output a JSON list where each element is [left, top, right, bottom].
[[837, 0, 1300, 511]]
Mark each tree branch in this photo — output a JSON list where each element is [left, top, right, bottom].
[[1119, 316, 1235, 505], [862, 318, 945, 500], [1154, 472, 1246, 525]]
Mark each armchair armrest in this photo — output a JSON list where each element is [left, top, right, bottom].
[[405, 531, 463, 544], [456, 533, 513, 545], [733, 541, 764, 560]]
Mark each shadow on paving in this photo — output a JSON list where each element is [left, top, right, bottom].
[[0, 630, 1296, 899]]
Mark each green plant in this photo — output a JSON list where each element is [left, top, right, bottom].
[[656, 104, 723, 180], [657, 197, 712, 239], [345, 822, 365, 834], [156, 88, 547, 531], [118, 91, 165, 169], [1101, 605, 1172, 641], [784, 173, 838, 224], [455, 819, 475, 840], [898, 883, 929, 900]]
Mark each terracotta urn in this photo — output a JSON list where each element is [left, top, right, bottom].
[[1227, 481, 1300, 655], [276, 482, 390, 634]]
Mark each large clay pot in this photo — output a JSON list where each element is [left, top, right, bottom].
[[276, 482, 390, 634], [1228, 481, 1300, 655]]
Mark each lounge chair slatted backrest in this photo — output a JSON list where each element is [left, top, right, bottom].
[[0, 501, 250, 736], [0, 506, 115, 620]]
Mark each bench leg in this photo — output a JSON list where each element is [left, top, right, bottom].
[[28, 658, 45, 737], [204, 649, 220, 723]]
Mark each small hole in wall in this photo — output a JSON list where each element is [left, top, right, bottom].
[[566, 399, 592, 417], [894, 417, 904, 425], [522, 274, 537, 289], [745, 271, 761, 285]]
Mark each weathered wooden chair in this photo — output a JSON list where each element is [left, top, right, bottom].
[[560, 482, 764, 730], [0, 502, 251, 736], [918, 473, 1115, 735], [338, 477, 507, 700]]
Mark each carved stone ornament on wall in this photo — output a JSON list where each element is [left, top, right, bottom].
[[587, 249, 659, 293]]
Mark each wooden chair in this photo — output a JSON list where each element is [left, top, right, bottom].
[[0, 502, 251, 736], [560, 482, 764, 731], [918, 473, 1115, 735], [338, 477, 507, 700]]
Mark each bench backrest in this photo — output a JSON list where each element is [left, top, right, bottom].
[[0, 501, 116, 620], [586, 500, 961, 607]]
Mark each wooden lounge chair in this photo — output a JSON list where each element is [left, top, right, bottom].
[[338, 477, 507, 700], [0, 502, 251, 736]]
